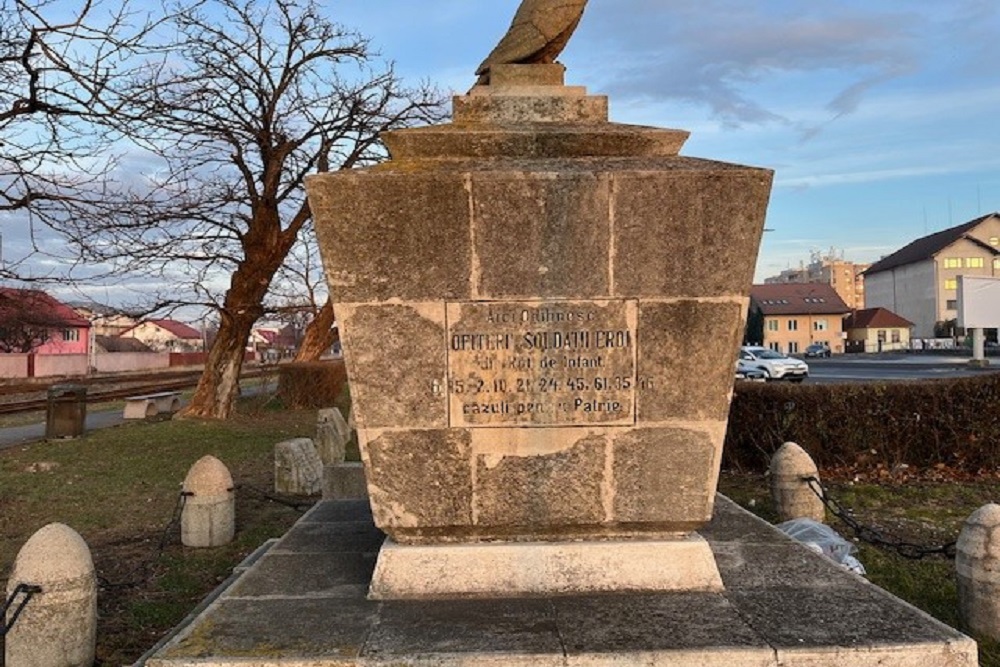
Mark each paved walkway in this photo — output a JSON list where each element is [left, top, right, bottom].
[[0, 408, 126, 450]]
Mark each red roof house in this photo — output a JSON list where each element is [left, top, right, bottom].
[[0, 288, 90, 354]]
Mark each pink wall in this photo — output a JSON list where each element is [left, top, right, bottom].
[[35, 326, 89, 355], [0, 355, 28, 378], [34, 354, 88, 377]]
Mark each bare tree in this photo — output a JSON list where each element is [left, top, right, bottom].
[[268, 223, 338, 361], [0, 0, 153, 279], [57, 0, 445, 419]]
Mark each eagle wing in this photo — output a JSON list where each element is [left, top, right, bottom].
[[476, 0, 588, 77]]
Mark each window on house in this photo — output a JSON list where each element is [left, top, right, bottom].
[[813, 320, 828, 331], [946, 300, 958, 310], [945, 278, 958, 290], [995, 258, 1000, 270], [943, 258, 962, 269], [966, 257, 985, 269], [767, 319, 779, 332], [788, 320, 798, 331], [891, 330, 901, 343], [991, 237, 999, 246], [62, 329, 80, 342], [788, 342, 799, 354], [877, 330, 887, 342], [769, 342, 780, 352]]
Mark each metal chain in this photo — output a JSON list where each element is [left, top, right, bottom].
[[804, 476, 957, 560], [235, 483, 314, 512], [98, 491, 192, 591], [1, 583, 43, 637]]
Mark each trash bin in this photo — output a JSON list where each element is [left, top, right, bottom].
[[45, 384, 88, 439]]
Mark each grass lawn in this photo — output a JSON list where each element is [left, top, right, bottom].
[[0, 393, 333, 664], [719, 471, 1000, 667]]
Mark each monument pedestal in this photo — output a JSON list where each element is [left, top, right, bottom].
[[304, 66, 771, 597], [369, 534, 723, 599], [145, 497, 978, 667]]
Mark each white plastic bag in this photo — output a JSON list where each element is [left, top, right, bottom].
[[776, 518, 866, 575]]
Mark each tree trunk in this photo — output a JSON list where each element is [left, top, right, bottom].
[[178, 260, 275, 419], [294, 298, 337, 362]]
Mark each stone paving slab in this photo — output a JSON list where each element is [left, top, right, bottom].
[[144, 496, 978, 667]]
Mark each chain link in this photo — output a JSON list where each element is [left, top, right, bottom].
[[804, 476, 957, 560], [1, 583, 43, 637]]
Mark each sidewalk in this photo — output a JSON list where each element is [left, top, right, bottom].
[[0, 408, 125, 450]]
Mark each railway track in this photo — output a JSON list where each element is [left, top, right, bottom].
[[0, 368, 271, 415]]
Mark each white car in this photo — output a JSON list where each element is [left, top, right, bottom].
[[739, 346, 809, 383]]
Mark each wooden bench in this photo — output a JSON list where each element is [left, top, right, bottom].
[[123, 391, 182, 419]]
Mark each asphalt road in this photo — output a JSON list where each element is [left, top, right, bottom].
[[801, 355, 999, 384]]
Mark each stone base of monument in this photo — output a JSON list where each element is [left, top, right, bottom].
[[143, 497, 977, 667], [369, 534, 723, 599]]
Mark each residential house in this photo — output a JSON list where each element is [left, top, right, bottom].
[[747, 283, 852, 355], [843, 308, 914, 353], [0, 288, 90, 354], [68, 302, 138, 337], [763, 250, 870, 310], [864, 212, 1000, 338], [120, 319, 204, 352]]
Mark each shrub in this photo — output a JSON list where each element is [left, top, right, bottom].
[[275, 360, 348, 409], [724, 374, 1000, 473]]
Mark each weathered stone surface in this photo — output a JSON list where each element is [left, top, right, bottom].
[[554, 594, 767, 655], [612, 166, 772, 298], [305, 173, 472, 303], [366, 598, 563, 665], [612, 427, 717, 528], [274, 438, 323, 496], [315, 407, 349, 464], [957, 503, 1000, 639], [369, 535, 722, 599], [769, 442, 825, 523], [338, 303, 447, 430], [473, 432, 606, 528], [5, 523, 97, 667], [637, 299, 744, 422], [363, 429, 473, 541], [384, 124, 689, 160], [149, 498, 977, 667], [447, 300, 636, 427], [181, 456, 235, 548], [322, 462, 369, 500], [471, 172, 612, 299]]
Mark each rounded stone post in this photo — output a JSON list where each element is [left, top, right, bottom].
[[769, 442, 825, 523], [181, 455, 235, 547], [5, 523, 97, 667], [956, 503, 1000, 638]]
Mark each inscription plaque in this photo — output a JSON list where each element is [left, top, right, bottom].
[[446, 300, 638, 427]]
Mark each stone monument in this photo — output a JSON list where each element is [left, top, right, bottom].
[[305, 0, 771, 598]]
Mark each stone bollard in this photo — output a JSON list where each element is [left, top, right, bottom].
[[274, 438, 323, 495], [5, 523, 97, 667], [181, 455, 235, 548], [315, 408, 348, 465], [956, 503, 1000, 638], [769, 442, 825, 523]]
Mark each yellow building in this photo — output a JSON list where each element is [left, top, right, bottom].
[[748, 283, 852, 355], [843, 308, 913, 353]]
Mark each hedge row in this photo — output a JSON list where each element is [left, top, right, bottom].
[[723, 373, 1000, 473], [275, 360, 348, 409]]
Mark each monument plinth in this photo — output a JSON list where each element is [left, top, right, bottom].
[[305, 64, 772, 597]]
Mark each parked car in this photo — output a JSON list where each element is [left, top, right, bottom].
[[739, 346, 809, 382], [804, 343, 832, 358], [735, 359, 766, 382]]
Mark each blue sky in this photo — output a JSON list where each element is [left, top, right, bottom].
[[335, 0, 1000, 280]]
